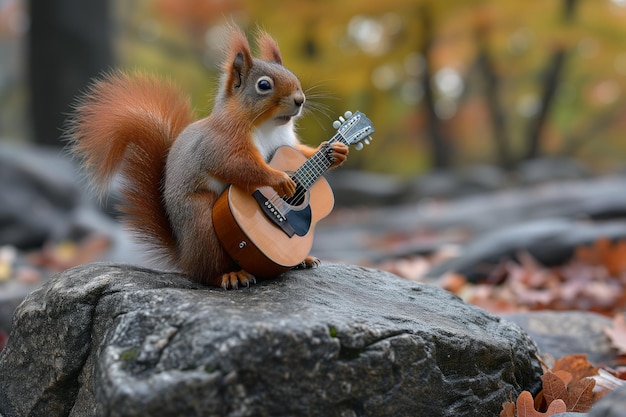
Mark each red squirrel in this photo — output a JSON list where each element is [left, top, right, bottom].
[[68, 26, 348, 289]]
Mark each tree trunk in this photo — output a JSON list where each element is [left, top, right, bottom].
[[28, 0, 112, 146], [523, 0, 578, 160], [524, 48, 567, 160], [475, 26, 512, 168], [419, 6, 453, 170]]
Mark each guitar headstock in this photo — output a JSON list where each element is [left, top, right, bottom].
[[332, 111, 375, 151]]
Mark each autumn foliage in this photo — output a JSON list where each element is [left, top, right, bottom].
[[432, 238, 626, 316]]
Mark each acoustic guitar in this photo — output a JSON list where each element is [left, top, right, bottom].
[[213, 111, 375, 278]]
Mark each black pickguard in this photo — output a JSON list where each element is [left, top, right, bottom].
[[252, 190, 311, 237]]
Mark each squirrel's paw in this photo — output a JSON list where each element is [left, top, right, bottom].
[[295, 256, 321, 270], [269, 170, 296, 198], [323, 142, 349, 169], [220, 270, 256, 290]]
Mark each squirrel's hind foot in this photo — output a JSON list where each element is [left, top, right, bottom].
[[220, 270, 256, 290], [295, 256, 321, 270]]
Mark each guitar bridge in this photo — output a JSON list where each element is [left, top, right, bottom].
[[253, 190, 296, 237]]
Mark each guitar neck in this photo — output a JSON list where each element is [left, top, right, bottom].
[[292, 133, 346, 190], [290, 110, 374, 191]]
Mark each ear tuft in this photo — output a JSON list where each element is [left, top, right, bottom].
[[256, 30, 283, 65], [222, 26, 253, 95]]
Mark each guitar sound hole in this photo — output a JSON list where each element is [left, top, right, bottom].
[[283, 183, 307, 206]]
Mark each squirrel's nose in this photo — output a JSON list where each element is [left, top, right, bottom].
[[293, 92, 305, 107]]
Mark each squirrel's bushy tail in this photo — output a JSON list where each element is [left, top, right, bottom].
[[68, 70, 193, 263]]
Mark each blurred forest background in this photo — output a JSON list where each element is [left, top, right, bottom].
[[3, 0, 626, 176]]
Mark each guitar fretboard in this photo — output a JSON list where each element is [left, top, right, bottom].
[[292, 133, 345, 190]]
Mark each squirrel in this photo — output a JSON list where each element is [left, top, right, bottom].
[[68, 26, 348, 289]]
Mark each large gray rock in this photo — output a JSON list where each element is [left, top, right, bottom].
[[425, 218, 626, 282], [0, 263, 542, 417], [504, 311, 617, 366], [589, 384, 626, 417]]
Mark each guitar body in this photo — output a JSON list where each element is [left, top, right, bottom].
[[213, 146, 334, 278]]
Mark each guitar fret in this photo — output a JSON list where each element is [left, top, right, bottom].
[[293, 144, 334, 190]]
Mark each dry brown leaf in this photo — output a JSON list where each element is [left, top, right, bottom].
[[500, 401, 515, 417], [574, 238, 626, 277], [605, 314, 626, 355], [516, 391, 566, 417], [599, 365, 626, 381], [541, 371, 596, 413], [553, 370, 572, 386], [567, 377, 596, 412], [552, 354, 598, 382], [435, 272, 467, 293], [544, 399, 568, 416], [541, 372, 568, 407]]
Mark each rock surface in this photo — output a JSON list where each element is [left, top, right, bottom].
[[503, 311, 617, 366], [0, 263, 542, 417], [425, 218, 626, 282], [589, 384, 626, 417]]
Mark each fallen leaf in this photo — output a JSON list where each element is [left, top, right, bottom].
[[435, 272, 467, 293], [500, 400, 515, 417], [567, 377, 596, 412], [544, 399, 568, 416], [516, 391, 566, 417], [552, 354, 598, 382], [575, 238, 626, 277], [541, 371, 596, 413], [598, 365, 626, 381], [541, 372, 568, 407], [553, 370, 572, 386], [605, 314, 626, 355]]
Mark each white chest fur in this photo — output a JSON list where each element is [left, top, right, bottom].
[[252, 119, 299, 162]]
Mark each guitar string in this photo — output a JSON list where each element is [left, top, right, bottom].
[[266, 154, 317, 210], [283, 123, 367, 201], [265, 122, 361, 217], [267, 139, 339, 215], [268, 146, 331, 212], [281, 120, 368, 206]]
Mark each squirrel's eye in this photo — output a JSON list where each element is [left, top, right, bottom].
[[256, 77, 273, 93]]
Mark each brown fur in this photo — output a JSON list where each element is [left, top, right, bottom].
[[256, 30, 283, 64], [68, 71, 192, 263]]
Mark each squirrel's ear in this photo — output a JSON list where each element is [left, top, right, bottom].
[[256, 31, 283, 65], [223, 28, 253, 95]]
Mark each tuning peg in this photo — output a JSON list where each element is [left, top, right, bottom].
[[338, 116, 346, 123], [368, 136, 374, 142], [344, 111, 353, 119], [332, 120, 341, 129], [355, 142, 364, 151], [364, 138, 370, 145]]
